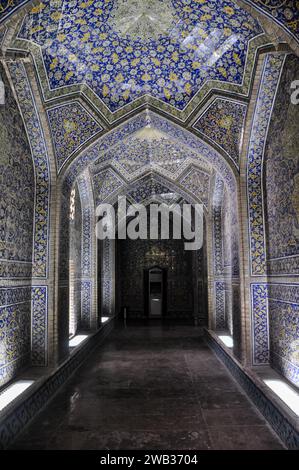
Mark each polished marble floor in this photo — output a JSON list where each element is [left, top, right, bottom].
[[12, 324, 284, 450]]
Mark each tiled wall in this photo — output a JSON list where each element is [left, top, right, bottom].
[[264, 55, 299, 386], [0, 65, 34, 386], [264, 54, 299, 276], [69, 187, 82, 337], [268, 284, 299, 386]]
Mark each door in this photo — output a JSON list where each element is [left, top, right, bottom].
[[149, 268, 163, 318]]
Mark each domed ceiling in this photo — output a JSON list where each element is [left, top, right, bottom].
[[14, 0, 265, 121]]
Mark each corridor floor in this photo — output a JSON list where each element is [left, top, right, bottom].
[[12, 325, 284, 450]]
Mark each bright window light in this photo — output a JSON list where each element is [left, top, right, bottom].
[[264, 379, 299, 416], [0, 380, 34, 412], [101, 317, 109, 323], [69, 334, 88, 347], [218, 335, 233, 348]]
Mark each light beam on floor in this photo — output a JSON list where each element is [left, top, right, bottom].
[[264, 379, 299, 416], [101, 317, 109, 323], [69, 334, 88, 347], [218, 334, 233, 348], [0, 380, 34, 412]]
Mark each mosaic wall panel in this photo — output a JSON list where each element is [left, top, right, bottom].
[[8, 61, 50, 279], [148, 113, 236, 190], [69, 188, 82, 338], [77, 174, 94, 329], [251, 283, 269, 365], [47, 102, 102, 173], [222, 189, 232, 270], [31, 286, 47, 366], [128, 175, 178, 205], [224, 281, 233, 335], [231, 200, 240, 277], [245, 0, 299, 41], [268, 284, 299, 386], [213, 176, 225, 276], [213, 206, 224, 276], [264, 54, 299, 275], [247, 53, 285, 276], [65, 114, 148, 188], [81, 280, 92, 330], [0, 287, 31, 387], [232, 282, 242, 360], [102, 239, 115, 318], [215, 281, 226, 329], [194, 98, 247, 167], [93, 169, 124, 205], [0, 63, 34, 279], [179, 167, 210, 208], [252, 282, 299, 385], [81, 207, 92, 278], [77, 174, 93, 277], [18, 0, 261, 113]]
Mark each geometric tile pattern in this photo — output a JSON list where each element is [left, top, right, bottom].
[[222, 188, 232, 269], [247, 53, 286, 276], [47, 102, 102, 173], [81, 280, 92, 330], [102, 239, 114, 318], [0, 286, 31, 387], [77, 174, 93, 277], [18, 0, 262, 113], [127, 175, 179, 205], [194, 98, 247, 168], [66, 111, 236, 194], [251, 283, 269, 365], [95, 130, 200, 179], [81, 207, 92, 278], [215, 281, 226, 329], [92, 127, 215, 188], [213, 176, 225, 276], [31, 286, 47, 366], [65, 113, 148, 186], [268, 283, 299, 387], [179, 167, 210, 208], [93, 168, 124, 205]]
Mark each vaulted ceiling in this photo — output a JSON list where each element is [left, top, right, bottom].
[[0, 0, 296, 190], [3, 0, 286, 123], [16, 0, 262, 117]]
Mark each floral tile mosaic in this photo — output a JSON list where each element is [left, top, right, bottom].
[[47, 102, 103, 172], [17, 0, 262, 113], [193, 98, 247, 168]]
